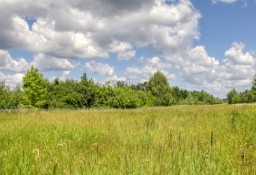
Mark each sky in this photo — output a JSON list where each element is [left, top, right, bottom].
[[0, 0, 255, 98]]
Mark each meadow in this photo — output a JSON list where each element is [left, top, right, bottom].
[[0, 105, 255, 174]]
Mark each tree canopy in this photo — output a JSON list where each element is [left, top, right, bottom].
[[226, 74, 256, 104], [148, 71, 174, 106], [22, 66, 48, 108], [0, 67, 228, 110], [252, 74, 256, 91]]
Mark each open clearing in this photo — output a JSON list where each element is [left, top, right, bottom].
[[0, 105, 256, 174]]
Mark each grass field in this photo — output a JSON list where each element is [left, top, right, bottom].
[[0, 105, 256, 174]]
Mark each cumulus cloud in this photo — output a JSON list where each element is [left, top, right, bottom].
[[0, 50, 75, 73], [48, 71, 71, 82], [0, 72, 24, 87], [187, 46, 219, 67], [117, 50, 136, 61], [0, 0, 255, 98], [0, 0, 201, 87], [31, 53, 76, 71], [0, 0, 200, 60], [0, 14, 108, 58], [30, 19, 109, 59], [0, 50, 29, 72], [109, 41, 136, 60], [212, 0, 250, 6], [181, 46, 219, 85], [126, 56, 175, 80], [179, 42, 255, 97], [218, 43, 255, 93], [224, 42, 255, 65], [85, 61, 115, 77]]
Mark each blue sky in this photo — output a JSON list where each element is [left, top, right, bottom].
[[0, 0, 255, 98], [193, 0, 256, 57]]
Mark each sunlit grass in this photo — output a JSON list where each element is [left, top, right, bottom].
[[0, 105, 256, 174]]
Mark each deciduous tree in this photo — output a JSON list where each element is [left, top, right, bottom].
[[22, 66, 48, 108], [148, 71, 173, 106], [252, 74, 256, 91]]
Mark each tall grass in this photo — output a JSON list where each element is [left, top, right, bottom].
[[0, 105, 256, 174]]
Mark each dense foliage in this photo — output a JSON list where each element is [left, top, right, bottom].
[[0, 67, 224, 109], [148, 71, 174, 106], [0, 82, 21, 109], [227, 74, 256, 104], [22, 66, 48, 108]]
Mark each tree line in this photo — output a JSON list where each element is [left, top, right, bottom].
[[0, 66, 230, 109], [227, 75, 256, 104]]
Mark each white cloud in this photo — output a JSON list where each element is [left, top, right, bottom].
[[50, 7, 104, 32], [31, 53, 76, 71], [0, 72, 24, 87], [212, 0, 250, 6], [117, 50, 136, 61], [212, 0, 238, 4], [0, 49, 75, 84], [110, 41, 133, 53], [126, 56, 175, 80], [30, 19, 109, 59], [85, 61, 115, 77], [0, 50, 29, 72], [180, 46, 220, 86], [109, 41, 136, 60], [48, 70, 71, 82], [187, 46, 219, 67], [179, 42, 255, 98], [0, 0, 201, 88], [224, 42, 255, 65], [0, 0, 200, 60]]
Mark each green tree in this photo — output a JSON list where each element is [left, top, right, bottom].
[[0, 82, 22, 109], [227, 88, 238, 104], [48, 79, 83, 108], [95, 83, 114, 107], [115, 80, 127, 88], [131, 82, 148, 91], [250, 74, 256, 103], [10, 84, 23, 108], [0, 82, 11, 109], [172, 86, 189, 104], [22, 66, 48, 108], [104, 86, 155, 108], [148, 71, 173, 106], [252, 74, 256, 91], [78, 73, 99, 108]]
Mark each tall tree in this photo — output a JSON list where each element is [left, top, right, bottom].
[[252, 74, 256, 91], [227, 88, 240, 104], [78, 73, 99, 108], [148, 71, 174, 106], [0, 82, 11, 109], [22, 66, 48, 108]]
